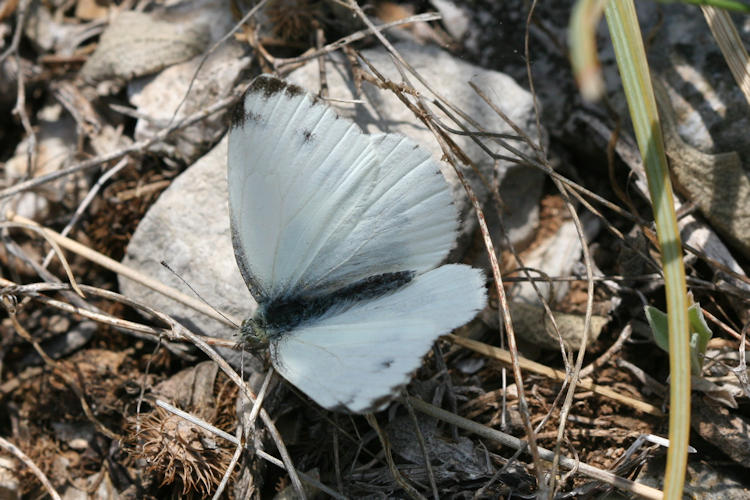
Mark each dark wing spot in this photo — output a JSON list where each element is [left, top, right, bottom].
[[284, 83, 305, 98], [380, 359, 394, 369], [229, 101, 246, 129], [302, 129, 315, 142], [230, 103, 262, 130]]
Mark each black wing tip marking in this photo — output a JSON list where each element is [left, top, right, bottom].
[[249, 74, 305, 99], [229, 101, 262, 130], [230, 75, 305, 130], [232, 75, 337, 130]]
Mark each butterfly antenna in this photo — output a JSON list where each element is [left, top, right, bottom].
[[160, 260, 239, 328]]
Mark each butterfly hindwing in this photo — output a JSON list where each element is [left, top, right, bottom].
[[269, 264, 486, 413]]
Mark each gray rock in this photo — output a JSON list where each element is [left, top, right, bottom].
[[4, 103, 86, 221], [81, 11, 210, 84], [642, 4, 750, 160], [120, 137, 252, 364], [637, 455, 750, 499], [430, 0, 471, 41], [128, 42, 251, 163], [121, 42, 544, 363]]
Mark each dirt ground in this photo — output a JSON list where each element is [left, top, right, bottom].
[[1, 1, 749, 499]]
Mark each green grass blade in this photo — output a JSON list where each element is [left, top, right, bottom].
[[604, 2, 692, 498]]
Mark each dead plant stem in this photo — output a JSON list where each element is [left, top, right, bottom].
[[0, 436, 61, 500]]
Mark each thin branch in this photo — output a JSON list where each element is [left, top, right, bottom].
[[212, 427, 243, 500], [6, 213, 237, 326], [275, 13, 442, 71], [579, 322, 634, 379], [1, 221, 84, 297], [41, 157, 131, 268], [0, 436, 61, 500], [406, 397, 663, 500], [0, 92, 241, 201]]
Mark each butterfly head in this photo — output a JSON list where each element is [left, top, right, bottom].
[[239, 314, 270, 351]]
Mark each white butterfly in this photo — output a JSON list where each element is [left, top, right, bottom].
[[227, 75, 487, 413]]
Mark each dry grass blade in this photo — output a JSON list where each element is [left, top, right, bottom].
[[1, 220, 84, 297], [5, 212, 238, 327], [212, 427, 244, 500], [702, 5, 750, 107], [449, 334, 664, 417], [546, 181, 596, 491], [0, 436, 61, 500], [156, 400, 239, 444]]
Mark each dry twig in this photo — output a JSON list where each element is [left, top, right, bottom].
[[0, 436, 61, 500]]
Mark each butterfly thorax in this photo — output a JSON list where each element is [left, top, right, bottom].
[[241, 296, 324, 344], [240, 270, 416, 346]]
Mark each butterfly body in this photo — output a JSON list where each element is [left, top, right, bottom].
[[241, 270, 416, 344], [228, 75, 487, 413]]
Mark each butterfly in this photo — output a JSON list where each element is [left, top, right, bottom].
[[227, 75, 486, 413]]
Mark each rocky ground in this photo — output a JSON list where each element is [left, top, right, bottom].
[[0, 0, 748, 498]]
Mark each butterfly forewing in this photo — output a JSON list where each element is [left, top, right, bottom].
[[228, 77, 377, 300], [228, 76, 458, 300]]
